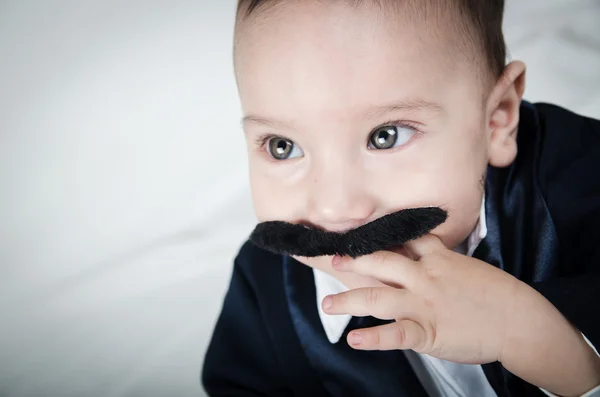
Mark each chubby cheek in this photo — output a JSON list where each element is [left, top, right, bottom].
[[386, 175, 482, 250], [247, 145, 315, 221], [428, 200, 481, 250], [249, 168, 301, 222], [250, 180, 281, 222], [422, 140, 487, 248], [373, 133, 487, 249]]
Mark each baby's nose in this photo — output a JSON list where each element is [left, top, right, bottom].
[[306, 170, 375, 232]]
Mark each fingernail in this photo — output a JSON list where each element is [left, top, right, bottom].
[[349, 332, 363, 346], [322, 296, 332, 310]]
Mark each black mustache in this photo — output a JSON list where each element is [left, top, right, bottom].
[[249, 207, 447, 258]]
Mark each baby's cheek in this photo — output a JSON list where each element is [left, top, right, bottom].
[[433, 192, 483, 250], [250, 183, 286, 221], [250, 173, 306, 222]]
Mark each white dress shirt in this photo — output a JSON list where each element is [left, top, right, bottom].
[[313, 198, 600, 397]]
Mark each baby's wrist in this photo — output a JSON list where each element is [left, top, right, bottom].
[[500, 282, 600, 396]]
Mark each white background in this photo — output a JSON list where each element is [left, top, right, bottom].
[[1, 1, 599, 396]]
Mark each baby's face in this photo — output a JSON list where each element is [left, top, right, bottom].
[[236, 2, 493, 268]]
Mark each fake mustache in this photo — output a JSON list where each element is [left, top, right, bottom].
[[249, 207, 447, 258]]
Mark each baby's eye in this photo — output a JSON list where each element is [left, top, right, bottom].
[[267, 137, 304, 160], [368, 124, 417, 150]]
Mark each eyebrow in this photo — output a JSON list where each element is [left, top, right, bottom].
[[241, 115, 294, 130], [241, 98, 444, 129], [363, 98, 444, 119]]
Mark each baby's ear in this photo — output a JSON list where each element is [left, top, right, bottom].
[[487, 61, 526, 168]]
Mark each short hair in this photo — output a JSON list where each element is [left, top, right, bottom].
[[235, 0, 507, 81]]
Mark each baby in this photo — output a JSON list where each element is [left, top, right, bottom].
[[203, 1, 600, 396]]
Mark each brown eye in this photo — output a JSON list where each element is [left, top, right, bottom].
[[267, 137, 303, 160], [369, 126, 398, 149]]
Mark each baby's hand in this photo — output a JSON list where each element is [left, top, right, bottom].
[[322, 234, 522, 364], [323, 234, 600, 394]]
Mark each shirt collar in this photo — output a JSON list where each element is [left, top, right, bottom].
[[314, 196, 488, 344]]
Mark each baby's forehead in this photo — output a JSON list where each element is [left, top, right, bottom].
[[238, 1, 488, 68], [234, 1, 486, 98], [234, 3, 482, 123]]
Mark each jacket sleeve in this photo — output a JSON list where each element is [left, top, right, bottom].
[[201, 254, 293, 396]]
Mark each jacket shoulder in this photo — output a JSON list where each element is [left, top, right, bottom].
[[533, 103, 600, 189], [234, 240, 286, 293], [532, 103, 600, 270]]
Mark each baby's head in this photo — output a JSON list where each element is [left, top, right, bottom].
[[234, 0, 525, 266]]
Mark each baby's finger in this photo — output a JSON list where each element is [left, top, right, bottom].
[[347, 320, 427, 352], [403, 234, 446, 260], [322, 287, 418, 320], [333, 250, 419, 288]]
